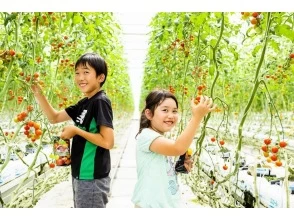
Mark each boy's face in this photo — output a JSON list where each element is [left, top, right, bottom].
[[75, 62, 105, 98]]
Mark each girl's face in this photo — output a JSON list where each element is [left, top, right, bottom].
[[75, 62, 105, 98], [147, 98, 178, 134]]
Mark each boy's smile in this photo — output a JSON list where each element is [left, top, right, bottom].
[[75, 63, 104, 98]]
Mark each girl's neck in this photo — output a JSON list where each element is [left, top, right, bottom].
[[149, 126, 164, 135]]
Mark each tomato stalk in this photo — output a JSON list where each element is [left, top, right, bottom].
[[0, 145, 12, 175], [7, 129, 47, 207], [177, 58, 191, 134], [0, 14, 21, 98], [210, 12, 224, 99], [260, 80, 285, 140], [195, 13, 225, 168], [222, 13, 272, 183], [284, 152, 290, 207]]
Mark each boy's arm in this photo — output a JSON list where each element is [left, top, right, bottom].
[[61, 125, 114, 150], [32, 84, 71, 124]]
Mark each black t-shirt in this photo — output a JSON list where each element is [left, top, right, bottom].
[[65, 90, 113, 179]]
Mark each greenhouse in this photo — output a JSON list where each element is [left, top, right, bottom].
[[0, 9, 294, 210]]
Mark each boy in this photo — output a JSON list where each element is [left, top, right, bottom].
[[32, 52, 114, 208]]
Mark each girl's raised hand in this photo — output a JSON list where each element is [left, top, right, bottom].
[[191, 95, 216, 118], [31, 83, 43, 95]]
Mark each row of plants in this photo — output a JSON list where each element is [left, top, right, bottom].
[[142, 12, 294, 207], [0, 12, 134, 207]]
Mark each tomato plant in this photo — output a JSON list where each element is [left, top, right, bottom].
[[141, 12, 294, 208], [0, 12, 134, 208]]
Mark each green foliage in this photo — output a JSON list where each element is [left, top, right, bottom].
[[0, 12, 134, 117], [142, 12, 294, 113]]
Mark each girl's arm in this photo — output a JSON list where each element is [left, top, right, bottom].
[[150, 96, 215, 156]]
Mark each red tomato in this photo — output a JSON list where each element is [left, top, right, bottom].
[[9, 49, 16, 56], [197, 85, 203, 91], [223, 164, 228, 170], [27, 105, 34, 112], [211, 137, 216, 142], [270, 154, 278, 161], [27, 121, 34, 127], [35, 129, 42, 136], [264, 138, 271, 145], [279, 141, 287, 148], [250, 18, 257, 25], [24, 125, 30, 130], [261, 145, 268, 152], [271, 146, 279, 154], [252, 12, 259, 18], [194, 96, 201, 104]]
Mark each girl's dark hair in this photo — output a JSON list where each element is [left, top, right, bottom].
[[75, 52, 108, 87], [136, 89, 178, 137]]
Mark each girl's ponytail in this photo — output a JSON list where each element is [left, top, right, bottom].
[[136, 108, 150, 138]]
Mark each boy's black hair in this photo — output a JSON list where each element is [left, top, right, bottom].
[[75, 52, 108, 87], [136, 89, 178, 137]]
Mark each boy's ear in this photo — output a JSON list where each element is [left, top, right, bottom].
[[144, 109, 153, 120], [98, 74, 105, 82]]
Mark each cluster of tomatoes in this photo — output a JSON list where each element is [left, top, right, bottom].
[[18, 71, 40, 83], [58, 57, 75, 70], [23, 120, 43, 142], [56, 94, 69, 109], [241, 12, 262, 27], [168, 37, 194, 57], [191, 66, 208, 79], [194, 85, 208, 105], [0, 49, 23, 64], [13, 105, 34, 122], [210, 136, 225, 146], [31, 12, 56, 27], [265, 64, 289, 81], [168, 85, 175, 94], [261, 138, 287, 167], [210, 137, 228, 171], [3, 131, 15, 139]]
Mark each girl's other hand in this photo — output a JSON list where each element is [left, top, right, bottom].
[[184, 154, 193, 172]]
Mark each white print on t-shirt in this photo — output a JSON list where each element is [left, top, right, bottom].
[[166, 157, 179, 195], [166, 157, 176, 176], [76, 110, 87, 124]]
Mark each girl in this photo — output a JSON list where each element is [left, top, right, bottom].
[[131, 89, 215, 208]]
